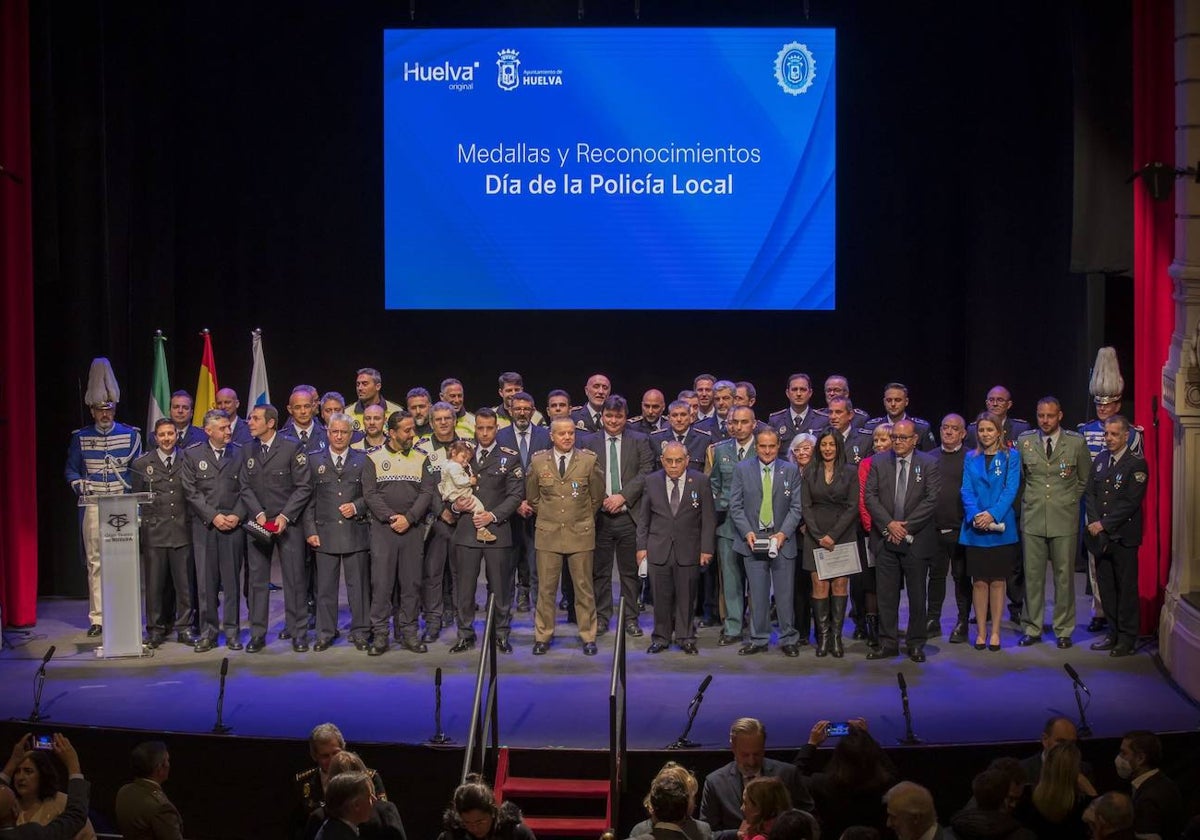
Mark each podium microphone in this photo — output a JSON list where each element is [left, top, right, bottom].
[[667, 674, 713, 750], [429, 667, 452, 744], [29, 646, 55, 722], [212, 657, 232, 734], [1064, 663, 1093, 737], [896, 672, 922, 745]]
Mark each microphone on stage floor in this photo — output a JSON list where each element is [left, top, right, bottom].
[[896, 672, 921, 745], [429, 667, 452, 744], [29, 646, 56, 722], [1151, 396, 1159, 430], [1064, 663, 1090, 694], [212, 657, 232, 734], [667, 674, 713, 750]]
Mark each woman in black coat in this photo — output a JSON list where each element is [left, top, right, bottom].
[[438, 777, 536, 840]]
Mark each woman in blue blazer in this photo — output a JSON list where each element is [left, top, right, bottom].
[[959, 413, 1022, 651]]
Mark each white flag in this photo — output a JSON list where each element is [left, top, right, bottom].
[[248, 328, 271, 412]]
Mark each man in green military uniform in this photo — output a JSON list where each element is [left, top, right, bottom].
[[705, 406, 758, 646], [1016, 396, 1092, 648], [114, 741, 183, 840]]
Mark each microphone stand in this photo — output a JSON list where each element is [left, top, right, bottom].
[[30, 660, 50, 723], [212, 658, 231, 734], [1072, 681, 1092, 738], [666, 676, 711, 750], [429, 667, 452, 744], [897, 676, 921, 746]]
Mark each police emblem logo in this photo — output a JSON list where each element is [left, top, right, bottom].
[[247, 458, 255, 469], [1134, 471, 1147, 483], [514, 467, 524, 479], [497, 49, 520, 92], [382, 461, 391, 472], [779, 425, 788, 435], [146, 465, 154, 476], [318, 464, 326, 475], [199, 460, 208, 471], [297, 453, 307, 466], [775, 42, 816, 96]]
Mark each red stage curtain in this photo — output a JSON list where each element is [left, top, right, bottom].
[[1132, 0, 1174, 633]]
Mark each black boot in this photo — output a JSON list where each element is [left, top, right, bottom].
[[830, 595, 848, 658], [865, 613, 881, 650], [813, 598, 832, 658]]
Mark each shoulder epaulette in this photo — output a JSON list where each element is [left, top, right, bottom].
[[499, 446, 518, 456], [184, 440, 205, 449], [627, 414, 644, 423], [1010, 417, 1029, 424], [570, 405, 584, 412], [866, 416, 887, 425], [1016, 429, 1038, 439], [1061, 429, 1084, 438], [691, 427, 712, 437], [908, 415, 930, 425], [295, 766, 319, 782]]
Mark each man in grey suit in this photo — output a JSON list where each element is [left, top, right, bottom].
[[865, 419, 941, 662], [699, 718, 813, 832], [636, 441, 715, 654], [584, 395, 655, 637], [496, 392, 552, 613], [302, 413, 371, 652], [729, 427, 804, 656]]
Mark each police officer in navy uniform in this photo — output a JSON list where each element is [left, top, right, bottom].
[[182, 409, 247, 652], [651, 400, 712, 472], [280, 385, 330, 454], [239, 404, 313, 652], [965, 385, 1032, 449], [169, 390, 208, 450], [814, 374, 869, 431], [216, 388, 254, 446], [1084, 414, 1148, 658], [626, 389, 669, 436], [570, 373, 611, 433], [862, 382, 937, 451], [768, 373, 823, 448], [303, 413, 371, 651], [449, 407, 525, 654], [131, 418, 198, 648]]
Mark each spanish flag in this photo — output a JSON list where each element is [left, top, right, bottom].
[[194, 329, 218, 426]]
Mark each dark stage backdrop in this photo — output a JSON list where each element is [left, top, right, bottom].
[[29, 1, 1134, 597]]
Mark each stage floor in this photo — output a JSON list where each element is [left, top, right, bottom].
[[2, 572, 1197, 750]]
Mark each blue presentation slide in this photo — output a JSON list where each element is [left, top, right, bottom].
[[383, 28, 835, 310]]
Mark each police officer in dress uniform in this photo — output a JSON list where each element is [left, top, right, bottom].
[[626, 389, 669, 435], [292, 723, 387, 840], [1084, 415, 1148, 658], [64, 357, 143, 637], [814, 374, 869, 431], [494, 372, 548, 428], [706, 406, 758, 646], [441, 377, 477, 439], [303, 413, 371, 651], [570, 373, 612, 433], [215, 388, 254, 446], [168, 390, 207, 451], [131, 419, 197, 648], [182, 409, 247, 652], [347, 367, 403, 434], [768, 373, 823, 448], [862, 382, 937, 451], [964, 386, 1032, 449], [238, 404, 313, 653]]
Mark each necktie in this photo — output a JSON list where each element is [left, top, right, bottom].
[[479, 448, 490, 464], [558, 455, 566, 478], [214, 448, 224, 461], [299, 429, 309, 444], [895, 458, 909, 520], [676, 433, 685, 444], [719, 419, 727, 436], [608, 437, 622, 494], [260, 443, 269, 458], [1045, 437, 1053, 460], [737, 446, 746, 461], [165, 456, 173, 470], [335, 454, 344, 470], [1109, 453, 1116, 471], [670, 478, 681, 513], [759, 465, 773, 529], [519, 433, 529, 466]]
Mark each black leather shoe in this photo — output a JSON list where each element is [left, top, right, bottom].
[[1056, 636, 1073, 649], [532, 641, 550, 655], [516, 592, 531, 612], [450, 638, 476, 654], [400, 638, 428, 654], [1017, 634, 1042, 647], [352, 637, 369, 651], [925, 619, 940, 637], [595, 622, 609, 637], [193, 636, 216, 653], [908, 646, 927, 663], [420, 628, 440, 644], [313, 638, 333, 652], [495, 637, 513, 654], [582, 642, 598, 656], [226, 637, 244, 651], [782, 644, 800, 658], [697, 617, 720, 628], [292, 637, 309, 653], [87, 624, 103, 637], [558, 597, 569, 610], [974, 640, 987, 651], [1090, 636, 1118, 651], [1086, 616, 1109, 633], [866, 647, 899, 660], [718, 632, 739, 646], [624, 621, 644, 637], [680, 642, 699, 655], [647, 642, 669, 654], [148, 634, 166, 649], [279, 629, 293, 641], [949, 621, 968, 644], [246, 635, 266, 653], [738, 644, 768, 656], [368, 640, 388, 656], [1109, 645, 1134, 657], [177, 629, 200, 645]]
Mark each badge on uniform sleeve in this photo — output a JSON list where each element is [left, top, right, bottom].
[[514, 467, 524, 479], [318, 464, 326, 475], [778, 425, 788, 435], [575, 420, 586, 430], [1134, 471, 1147, 483], [199, 460, 209, 471], [297, 453, 307, 466], [382, 460, 391, 471], [145, 465, 154, 476]]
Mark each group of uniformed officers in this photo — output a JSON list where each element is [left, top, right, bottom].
[[63, 351, 1149, 662]]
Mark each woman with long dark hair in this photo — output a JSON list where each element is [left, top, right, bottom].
[[794, 719, 897, 840], [438, 776, 536, 840]]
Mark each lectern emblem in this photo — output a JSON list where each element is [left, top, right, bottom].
[[107, 513, 131, 532]]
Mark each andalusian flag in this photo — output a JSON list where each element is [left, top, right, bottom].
[[248, 328, 271, 408], [147, 331, 171, 434], [194, 329, 218, 426]]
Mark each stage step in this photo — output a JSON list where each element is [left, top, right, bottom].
[[495, 747, 613, 836], [523, 816, 611, 836], [501, 776, 609, 797]]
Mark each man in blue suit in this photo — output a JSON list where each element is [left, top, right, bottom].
[[496, 391, 552, 613], [729, 427, 804, 656]]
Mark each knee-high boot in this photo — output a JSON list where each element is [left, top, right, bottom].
[[830, 594, 848, 658], [865, 612, 880, 650], [813, 598, 832, 658]]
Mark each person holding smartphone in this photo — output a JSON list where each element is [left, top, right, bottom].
[[0, 732, 92, 839]]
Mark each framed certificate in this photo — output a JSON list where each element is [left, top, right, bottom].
[[814, 541, 861, 580]]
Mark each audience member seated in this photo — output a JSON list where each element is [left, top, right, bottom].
[[764, 810, 818, 840], [114, 741, 183, 840], [883, 782, 948, 840], [700, 718, 812, 834], [1012, 743, 1096, 840], [1115, 730, 1183, 840], [0, 733, 90, 840], [739, 777, 791, 840], [303, 752, 406, 840], [630, 762, 711, 840], [438, 775, 535, 840], [626, 773, 695, 840], [294, 722, 388, 840], [1081, 792, 1138, 840], [1019, 716, 1092, 785], [0, 735, 95, 840], [315, 771, 379, 840], [947, 768, 1034, 840], [793, 719, 896, 840]]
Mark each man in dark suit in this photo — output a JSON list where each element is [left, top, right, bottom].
[[239, 404, 313, 652], [864, 419, 941, 662], [0, 734, 89, 840], [496, 391, 552, 613], [216, 388, 254, 446], [1116, 731, 1183, 840], [182, 409, 248, 652], [637, 441, 715, 654], [131, 418, 197, 648], [700, 718, 813, 831], [302, 413, 371, 651], [570, 372, 611, 433], [1084, 415, 1148, 658], [314, 771, 376, 840], [768, 373, 822, 448], [449, 407, 525, 654], [1019, 716, 1085, 784], [626, 774, 692, 840], [884, 782, 950, 840], [729, 428, 804, 656], [930, 414, 970, 642], [584, 395, 655, 637], [168, 390, 208, 450]]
